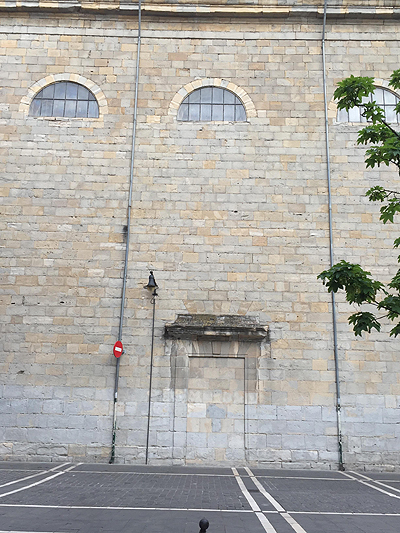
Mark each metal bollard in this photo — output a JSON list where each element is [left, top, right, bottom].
[[199, 518, 209, 533]]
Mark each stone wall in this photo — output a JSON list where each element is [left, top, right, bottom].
[[1, 4, 400, 468]]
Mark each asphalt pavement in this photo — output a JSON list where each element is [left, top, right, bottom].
[[0, 462, 399, 533]]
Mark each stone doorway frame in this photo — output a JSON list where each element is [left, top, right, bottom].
[[165, 314, 269, 464]]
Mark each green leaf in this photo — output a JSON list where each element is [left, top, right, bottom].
[[388, 269, 400, 290], [358, 125, 393, 146], [348, 312, 381, 336], [317, 260, 384, 304], [389, 69, 400, 91], [364, 136, 400, 170], [377, 295, 400, 320], [379, 198, 400, 224], [366, 186, 387, 202], [334, 75, 375, 110], [364, 147, 390, 169], [389, 322, 400, 337], [361, 102, 385, 124]]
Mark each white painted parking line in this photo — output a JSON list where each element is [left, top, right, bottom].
[[281, 513, 308, 533], [231, 468, 261, 511], [0, 531, 69, 533], [232, 468, 279, 532], [349, 471, 400, 495], [0, 504, 399, 516], [255, 512, 278, 533], [340, 471, 400, 499], [0, 503, 256, 512], [71, 470, 233, 477], [0, 464, 77, 500], [290, 511, 400, 516], [254, 475, 351, 481], [244, 467, 285, 512], [0, 463, 69, 490], [245, 468, 308, 533]]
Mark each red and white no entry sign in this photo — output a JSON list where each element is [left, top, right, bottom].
[[113, 341, 123, 358]]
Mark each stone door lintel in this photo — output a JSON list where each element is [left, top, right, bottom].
[[165, 314, 269, 342]]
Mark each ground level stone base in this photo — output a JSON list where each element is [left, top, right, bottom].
[[1, 442, 399, 472]]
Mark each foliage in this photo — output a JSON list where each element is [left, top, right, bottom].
[[318, 70, 400, 336]]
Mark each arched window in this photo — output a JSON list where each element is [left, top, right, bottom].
[[337, 87, 400, 123], [29, 81, 99, 118], [177, 87, 246, 122]]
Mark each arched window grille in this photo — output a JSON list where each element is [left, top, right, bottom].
[[337, 87, 400, 123], [29, 81, 99, 118], [177, 87, 246, 122]]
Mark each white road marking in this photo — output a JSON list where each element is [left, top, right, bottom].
[[0, 531, 69, 533], [231, 468, 260, 511], [0, 503, 256, 512], [290, 511, 400, 516], [0, 463, 69, 489], [245, 468, 308, 533], [66, 470, 233, 477], [255, 512, 278, 533], [0, 503, 399, 517], [340, 471, 400, 499], [281, 513, 308, 533], [232, 468, 279, 532], [373, 481, 400, 493], [0, 469, 49, 472], [33, 469, 353, 480], [255, 475, 351, 481], [349, 471, 400, 495], [0, 464, 77, 499], [244, 467, 285, 512]]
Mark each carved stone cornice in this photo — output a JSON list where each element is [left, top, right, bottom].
[[1, 0, 399, 19], [165, 314, 269, 342]]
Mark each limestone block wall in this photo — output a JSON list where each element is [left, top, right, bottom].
[[327, 24, 400, 469], [1, 5, 400, 468], [0, 13, 139, 461]]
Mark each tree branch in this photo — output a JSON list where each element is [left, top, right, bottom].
[[381, 119, 400, 140]]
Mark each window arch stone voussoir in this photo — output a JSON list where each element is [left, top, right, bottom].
[[169, 78, 257, 120], [20, 73, 108, 118]]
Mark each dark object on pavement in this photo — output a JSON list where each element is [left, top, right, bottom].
[[199, 518, 209, 533]]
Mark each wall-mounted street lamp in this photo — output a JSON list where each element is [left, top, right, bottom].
[[144, 271, 158, 295], [144, 271, 158, 465]]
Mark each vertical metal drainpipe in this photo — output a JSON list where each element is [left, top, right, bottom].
[[110, 0, 143, 464], [322, 0, 345, 470]]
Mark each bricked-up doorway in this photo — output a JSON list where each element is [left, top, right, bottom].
[[165, 314, 269, 465], [187, 356, 245, 463]]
